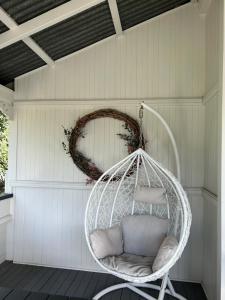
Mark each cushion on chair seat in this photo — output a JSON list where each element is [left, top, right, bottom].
[[122, 215, 169, 257], [101, 253, 154, 277]]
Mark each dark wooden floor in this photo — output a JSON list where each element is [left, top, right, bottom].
[[0, 261, 207, 300]]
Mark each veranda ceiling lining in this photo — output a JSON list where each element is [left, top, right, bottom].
[[0, 0, 191, 86]]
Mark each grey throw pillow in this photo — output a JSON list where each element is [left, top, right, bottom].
[[122, 215, 169, 257], [90, 225, 123, 259]]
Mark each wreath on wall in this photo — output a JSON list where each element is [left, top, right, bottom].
[[62, 108, 145, 183]]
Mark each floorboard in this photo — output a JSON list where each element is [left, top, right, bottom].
[[54, 270, 79, 296], [26, 292, 49, 300], [0, 287, 12, 299], [0, 261, 207, 300], [4, 289, 30, 300]]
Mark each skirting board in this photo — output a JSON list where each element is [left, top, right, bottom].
[[10, 179, 203, 193]]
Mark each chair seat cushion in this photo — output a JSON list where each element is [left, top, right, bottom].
[[122, 215, 169, 257], [101, 253, 154, 277]]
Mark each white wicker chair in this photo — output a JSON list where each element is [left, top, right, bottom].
[[85, 104, 192, 300]]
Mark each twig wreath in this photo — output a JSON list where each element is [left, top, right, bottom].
[[62, 108, 145, 183]]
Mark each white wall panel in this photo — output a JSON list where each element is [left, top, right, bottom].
[[0, 224, 7, 263], [9, 3, 207, 284], [13, 187, 99, 271], [202, 190, 217, 300], [12, 186, 202, 282], [204, 0, 219, 196], [202, 1, 220, 298], [204, 93, 218, 195], [15, 5, 205, 100], [7, 99, 205, 282], [13, 101, 204, 188], [206, 0, 219, 93], [0, 198, 13, 263], [171, 190, 204, 282]]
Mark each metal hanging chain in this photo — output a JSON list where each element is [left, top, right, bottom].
[[139, 103, 144, 148]]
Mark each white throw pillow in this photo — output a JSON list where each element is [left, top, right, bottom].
[[122, 215, 169, 257], [90, 225, 123, 259], [152, 235, 178, 272], [134, 186, 166, 204]]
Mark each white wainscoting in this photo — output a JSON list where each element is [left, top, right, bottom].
[[6, 99, 205, 283], [11, 100, 205, 188], [202, 84, 218, 300], [203, 87, 219, 195], [0, 198, 13, 264], [10, 184, 203, 282], [205, 0, 219, 92], [202, 189, 218, 300], [0, 223, 7, 263]]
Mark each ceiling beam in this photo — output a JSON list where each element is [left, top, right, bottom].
[[108, 0, 122, 35], [0, 0, 105, 50], [0, 7, 54, 66], [0, 85, 14, 120], [23, 37, 54, 66]]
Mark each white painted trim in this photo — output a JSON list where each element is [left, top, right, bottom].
[[202, 187, 218, 201], [185, 187, 203, 196], [217, 0, 225, 298], [197, 0, 212, 17], [0, 215, 12, 225], [11, 180, 92, 190], [203, 84, 219, 105], [12, 260, 102, 274], [14, 1, 193, 80], [0, 8, 54, 66], [0, 255, 6, 265], [23, 37, 54, 67], [0, 84, 14, 119], [0, 0, 105, 49], [0, 84, 14, 102], [6, 110, 18, 189], [10, 179, 202, 194], [13, 98, 203, 106], [108, 0, 122, 36], [0, 7, 16, 29]]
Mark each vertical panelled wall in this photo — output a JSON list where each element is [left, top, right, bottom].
[[15, 5, 204, 100], [10, 101, 205, 282], [202, 0, 220, 299], [9, 4, 206, 282]]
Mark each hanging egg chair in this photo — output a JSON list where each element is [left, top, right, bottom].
[[85, 103, 192, 300]]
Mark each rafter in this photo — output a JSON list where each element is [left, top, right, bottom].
[[23, 37, 54, 66], [0, 7, 54, 66], [108, 0, 122, 35], [0, 0, 105, 50]]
